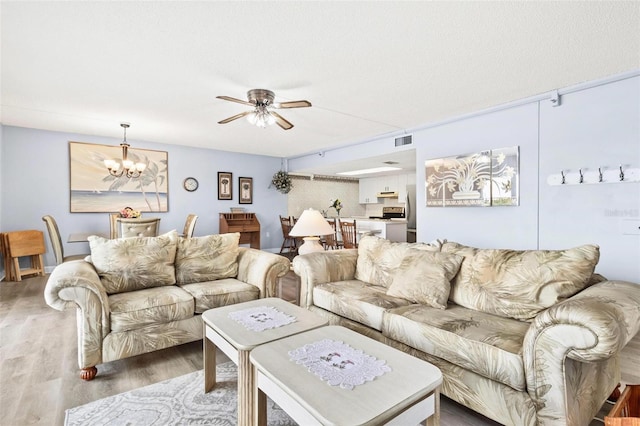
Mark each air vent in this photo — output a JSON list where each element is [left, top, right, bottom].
[[395, 135, 412, 147]]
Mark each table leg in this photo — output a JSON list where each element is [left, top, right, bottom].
[[255, 387, 267, 426], [237, 350, 256, 426], [426, 386, 441, 426], [204, 325, 216, 393]]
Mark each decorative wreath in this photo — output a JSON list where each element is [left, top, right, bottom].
[[271, 171, 293, 194]]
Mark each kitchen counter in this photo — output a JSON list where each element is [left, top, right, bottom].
[[354, 218, 407, 242]]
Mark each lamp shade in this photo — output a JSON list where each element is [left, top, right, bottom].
[[289, 209, 334, 237]]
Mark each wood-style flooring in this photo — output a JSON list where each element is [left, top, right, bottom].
[[1, 272, 638, 425]]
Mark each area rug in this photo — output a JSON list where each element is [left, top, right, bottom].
[[65, 362, 295, 426]]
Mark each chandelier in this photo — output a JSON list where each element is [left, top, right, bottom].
[[104, 123, 146, 178]]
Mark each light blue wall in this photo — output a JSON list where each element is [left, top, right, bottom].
[[0, 126, 287, 269], [290, 73, 640, 282]]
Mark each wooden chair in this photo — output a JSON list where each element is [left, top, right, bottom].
[[3, 230, 46, 281], [339, 219, 358, 249], [279, 215, 298, 254], [116, 217, 161, 238], [42, 215, 88, 265], [322, 218, 341, 250], [182, 214, 198, 238]]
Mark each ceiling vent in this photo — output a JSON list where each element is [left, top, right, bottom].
[[395, 135, 412, 147]]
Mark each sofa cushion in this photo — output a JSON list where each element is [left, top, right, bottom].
[[386, 250, 464, 309], [179, 278, 259, 313], [88, 231, 178, 294], [175, 233, 240, 285], [313, 280, 413, 331], [109, 286, 194, 333], [442, 242, 600, 320], [383, 304, 529, 391], [355, 235, 441, 288]]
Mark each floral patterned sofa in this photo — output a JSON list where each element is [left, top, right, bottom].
[[45, 231, 290, 380], [292, 236, 640, 426]]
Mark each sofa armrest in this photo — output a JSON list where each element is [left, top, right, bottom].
[[522, 280, 640, 423], [236, 248, 290, 298], [43, 260, 111, 368], [292, 249, 358, 308]]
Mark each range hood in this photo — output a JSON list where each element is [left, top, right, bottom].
[[376, 191, 399, 198]]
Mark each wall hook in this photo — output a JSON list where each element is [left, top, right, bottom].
[[598, 167, 603, 182], [560, 170, 566, 184], [579, 169, 584, 184], [619, 165, 625, 181]]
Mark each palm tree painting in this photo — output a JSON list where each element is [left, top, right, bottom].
[[239, 177, 252, 204], [218, 172, 232, 200], [425, 146, 519, 207], [69, 141, 168, 213]]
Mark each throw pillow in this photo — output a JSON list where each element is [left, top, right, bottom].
[[355, 235, 441, 288], [442, 242, 600, 320], [175, 232, 240, 284], [88, 230, 178, 294], [386, 250, 463, 309]]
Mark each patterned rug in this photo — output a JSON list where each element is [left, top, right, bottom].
[[65, 362, 295, 426]]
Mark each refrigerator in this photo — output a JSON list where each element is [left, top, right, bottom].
[[405, 184, 417, 242]]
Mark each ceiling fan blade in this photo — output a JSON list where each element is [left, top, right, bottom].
[[271, 111, 294, 130], [218, 110, 253, 124], [216, 95, 254, 107], [275, 100, 312, 109]]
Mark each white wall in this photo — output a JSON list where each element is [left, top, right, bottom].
[[538, 76, 640, 281], [289, 73, 640, 282], [0, 126, 287, 269]]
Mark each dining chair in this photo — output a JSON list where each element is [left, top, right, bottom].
[[42, 215, 89, 265], [182, 214, 198, 238], [279, 215, 297, 254], [116, 217, 161, 238], [322, 218, 341, 250], [109, 213, 120, 239], [339, 219, 358, 249]]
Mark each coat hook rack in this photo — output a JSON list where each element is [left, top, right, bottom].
[[547, 165, 639, 186]]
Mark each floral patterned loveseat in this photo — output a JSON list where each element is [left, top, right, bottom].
[[45, 231, 290, 380], [292, 236, 640, 426]]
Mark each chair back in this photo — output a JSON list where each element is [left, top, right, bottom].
[[279, 215, 293, 238], [323, 218, 339, 250], [116, 218, 161, 238], [109, 213, 120, 239], [339, 219, 358, 249], [183, 214, 198, 238], [42, 215, 65, 265]]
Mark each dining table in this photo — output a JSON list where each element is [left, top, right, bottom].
[[67, 232, 109, 243]]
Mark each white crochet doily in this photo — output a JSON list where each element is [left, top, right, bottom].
[[228, 306, 296, 332], [288, 339, 391, 390]]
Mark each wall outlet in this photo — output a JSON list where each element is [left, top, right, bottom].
[[266, 231, 270, 238]]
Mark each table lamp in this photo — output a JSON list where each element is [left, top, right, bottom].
[[289, 208, 335, 255]]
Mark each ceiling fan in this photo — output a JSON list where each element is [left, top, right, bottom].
[[216, 89, 311, 130]]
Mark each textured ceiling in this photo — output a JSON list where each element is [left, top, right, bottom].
[[2, 1, 639, 165]]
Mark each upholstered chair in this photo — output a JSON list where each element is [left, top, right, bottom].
[[42, 215, 88, 265]]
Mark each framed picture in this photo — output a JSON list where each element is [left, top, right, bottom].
[[218, 172, 233, 200], [425, 145, 519, 207], [239, 177, 253, 204], [69, 141, 168, 213]]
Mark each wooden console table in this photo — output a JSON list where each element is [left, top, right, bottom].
[[219, 213, 261, 249]]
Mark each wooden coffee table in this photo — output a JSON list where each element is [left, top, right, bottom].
[[250, 325, 443, 426], [202, 297, 327, 426]]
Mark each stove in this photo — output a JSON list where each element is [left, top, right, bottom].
[[369, 206, 405, 220]]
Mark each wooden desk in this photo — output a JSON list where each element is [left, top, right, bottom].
[[219, 213, 260, 249], [68, 232, 109, 243]]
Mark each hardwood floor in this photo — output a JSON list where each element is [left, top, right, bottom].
[[1, 273, 638, 425]]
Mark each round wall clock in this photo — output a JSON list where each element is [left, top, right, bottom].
[[183, 177, 199, 192]]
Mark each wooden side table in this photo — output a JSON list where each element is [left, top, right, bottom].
[[251, 326, 443, 425], [202, 298, 327, 426]]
